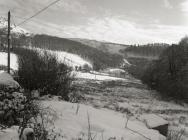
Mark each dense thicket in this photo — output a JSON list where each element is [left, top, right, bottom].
[[142, 37, 188, 101], [120, 43, 169, 58], [13, 47, 73, 100], [126, 57, 153, 79]]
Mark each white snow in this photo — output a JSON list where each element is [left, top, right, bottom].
[[26, 47, 93, 69], [11, 25, 29, 35], [40, 100, 165, 140], [139, 114, 168, 128], [91, 71, 110, 76], [0, 17, 29, 35], [0, 101, 166, 140], [104, 68, 126, 73], [0, 126, 19, 140], [0, 17, 7, 28], [48, 50, 92, 69], [0, 52, 18, 70], [123, 59, 131, 66], [74, 71, 125, 81]]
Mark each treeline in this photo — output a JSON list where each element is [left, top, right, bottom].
[[120, 43, 169, 58], [142, 37, 188, 102]]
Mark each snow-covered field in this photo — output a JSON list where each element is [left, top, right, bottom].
[[73, 78, 188, 140], [0, 100, 165, 140], [73, 71, 126, 81], [42, 100, 165, 140], [24, 47, 93, 69], [1, 68, 188, 140]]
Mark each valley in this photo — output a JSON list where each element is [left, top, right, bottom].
[[0, 10, 188, 140]]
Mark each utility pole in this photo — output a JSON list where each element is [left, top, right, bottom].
[[7, 11, 10, 74]]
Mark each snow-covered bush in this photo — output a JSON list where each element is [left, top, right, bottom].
[[14, 47, 74, 100]]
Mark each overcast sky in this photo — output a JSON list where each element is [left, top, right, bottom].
[[0, 0, 188, 44]]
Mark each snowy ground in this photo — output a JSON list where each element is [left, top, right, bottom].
[[0, 52, 18, 70], [0, 100, 165, 140], [1, 48, 188, 140], [73, 78, 188, 140], [1, 73, 188, 140], [73, 71, 126, 81], [41, 100, 165, 140]]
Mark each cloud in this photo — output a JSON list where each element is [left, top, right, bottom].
[[1, 0, 187, 44], [51, 0, 87, 14], [163, 0, 173, 9], [23, 16, 188, 45], [181, 0, 188, 12], [180, 0, 188, 25]]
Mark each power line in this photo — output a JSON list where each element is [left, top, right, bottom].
[[15, 0, 61, 27]]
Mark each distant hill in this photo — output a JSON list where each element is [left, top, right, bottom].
[[70, 38, 129, 55], [120, 43, 169, 59], [30, 35, 124, 70], [4, 34, 123, 70]]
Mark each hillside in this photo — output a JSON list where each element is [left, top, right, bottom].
[[70, 38, 129, 55], [142, 37, 188, 101], [29, 34, 123, 70]]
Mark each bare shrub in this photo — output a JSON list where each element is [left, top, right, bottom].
[[14, 47, 73, 100]]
